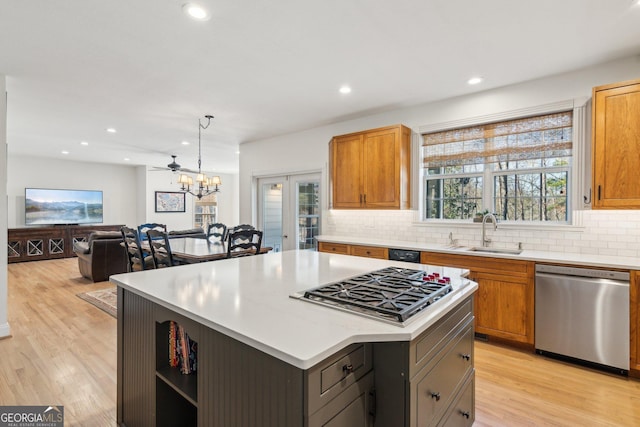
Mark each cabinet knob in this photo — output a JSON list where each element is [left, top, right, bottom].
[[461, 353, 471, 361], [430, 392, 441, 401], [461, 411, 470, 419], [342, 364, 354, 377]]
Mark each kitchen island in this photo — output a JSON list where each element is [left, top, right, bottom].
[[111, 250, 477, 427]]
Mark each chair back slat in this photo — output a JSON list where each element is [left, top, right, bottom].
[[137, 223, 167, 240], [146, 229, 176, 268], [121, 226, 151, 271], [227, 229, 263, 258], [207, 223, 228, 244]]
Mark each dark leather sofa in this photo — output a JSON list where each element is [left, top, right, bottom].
[[73, 230, 129, 282]]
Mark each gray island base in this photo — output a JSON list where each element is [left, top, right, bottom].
[[112, 251, 477, 426]]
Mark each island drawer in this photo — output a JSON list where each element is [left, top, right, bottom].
[[437, 370, 475, 427], [306, 343, 372, 416], [318, 242, 350, 255], [410, 297, 473, 378], [413, 322, 474, 426]]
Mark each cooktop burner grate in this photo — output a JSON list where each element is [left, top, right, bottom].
[[302, 267, 453, 324]]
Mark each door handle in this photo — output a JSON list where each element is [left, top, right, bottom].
[[282, 235, 288, 238]]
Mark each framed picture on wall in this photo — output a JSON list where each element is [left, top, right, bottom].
[[155, 191, 186, 213]]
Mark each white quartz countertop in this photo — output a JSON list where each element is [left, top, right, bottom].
[[316, 235, 640, 270], [110, 250, 476, 369]]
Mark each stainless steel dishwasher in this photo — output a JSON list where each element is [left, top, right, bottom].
[[535, 264, 629, 374]]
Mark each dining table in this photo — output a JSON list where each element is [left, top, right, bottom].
[[165, 237, 271, 263]]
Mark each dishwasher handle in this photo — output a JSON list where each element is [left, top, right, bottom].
[[535, 264, 629, 281]]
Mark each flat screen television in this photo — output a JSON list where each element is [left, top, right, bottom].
[[25, 188, 104, 225]]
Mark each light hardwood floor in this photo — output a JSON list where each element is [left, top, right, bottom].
[[1, 258, 639, 426]]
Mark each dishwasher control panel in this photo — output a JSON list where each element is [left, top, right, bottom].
[[535, 264, 629, 281]]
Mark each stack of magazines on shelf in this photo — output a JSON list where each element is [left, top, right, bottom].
[[168, 321, 198, 374]]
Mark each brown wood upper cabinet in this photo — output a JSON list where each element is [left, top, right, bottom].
[[592, 78, 640, 209], [330, 124, 411, 209]]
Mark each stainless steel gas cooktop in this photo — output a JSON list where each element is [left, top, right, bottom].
[[293, 267, 453, 326]]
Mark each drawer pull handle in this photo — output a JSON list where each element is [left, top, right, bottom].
[[461, 353, 471, 361], [342, 364, 354, 377], [461, 411, 470, 419], [430, 392, 441, 401]]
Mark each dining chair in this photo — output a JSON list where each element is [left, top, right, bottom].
[[227, 229, 263, 258], [137, 223, 167, 241], [146, 229, 177, 268], [207, 223, 227, 244], [229, 224, 255, 234], [121, 226, 154, 271]]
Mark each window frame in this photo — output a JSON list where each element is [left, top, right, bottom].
[[418, 99, 590, 226]]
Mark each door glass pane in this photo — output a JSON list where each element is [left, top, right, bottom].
[[262, 183, 283, 252], [297, 181, 319, 250]]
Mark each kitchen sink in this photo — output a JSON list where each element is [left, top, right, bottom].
[[467, 247, 523, 255]]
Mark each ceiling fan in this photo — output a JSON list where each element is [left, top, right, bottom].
[[150, 155, 198, 173]]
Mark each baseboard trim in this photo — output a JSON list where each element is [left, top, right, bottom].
[[0, 322, 11, 339]]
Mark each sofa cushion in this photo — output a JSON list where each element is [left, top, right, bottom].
[[73, 241, 91, 254], [88, 230, 123, 245]]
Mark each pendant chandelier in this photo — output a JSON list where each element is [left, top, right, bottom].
[[178, 115, 222, 200]]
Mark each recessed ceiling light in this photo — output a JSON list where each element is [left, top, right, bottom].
[[80, 141, 89, 146], [182, 3, 211, 21], [339, 85, 352, 94], [124, 158, 130, 161], [467, 77, 483, 85], [61, 150, 69, 155], [236, 150, 241, 154], [181, 141, 190, 145], [106, 127, 117, 133]]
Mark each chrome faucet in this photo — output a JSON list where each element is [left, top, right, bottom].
[[481, 213, 497, 247]]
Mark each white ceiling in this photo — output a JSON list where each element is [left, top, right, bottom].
[[1, 0, 640, 174]]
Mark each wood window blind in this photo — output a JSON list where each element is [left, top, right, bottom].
[[422, 111, 573, 168]]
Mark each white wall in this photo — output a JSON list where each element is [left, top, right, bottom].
[[7, 155, 139, 228], [6, 156, 240, 231], [1, 74, 10, 338], [143, 169, 195, 230], [239, 55, 640, 257], [141, 168, 239, 230]]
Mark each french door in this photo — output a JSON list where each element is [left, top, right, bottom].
[[257, 173, 320, 252]]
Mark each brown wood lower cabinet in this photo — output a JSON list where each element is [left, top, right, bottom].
[[118, 288, 474, 427], [317, 241, 349, 255], [422, 252, 535, 346], [318, 242, 389, 260]]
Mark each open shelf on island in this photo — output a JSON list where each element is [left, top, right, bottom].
[[155, 320, 198, 424], [156, 376, 197, 427]]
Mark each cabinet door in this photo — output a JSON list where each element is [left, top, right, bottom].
[[472, 271, 532, 344], [362, 128, 399, 208], [593, 80, 640, 208], [331, 134, 364, 208]]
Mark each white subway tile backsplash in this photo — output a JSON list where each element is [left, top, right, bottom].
[[324, 208, 640, 258]]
